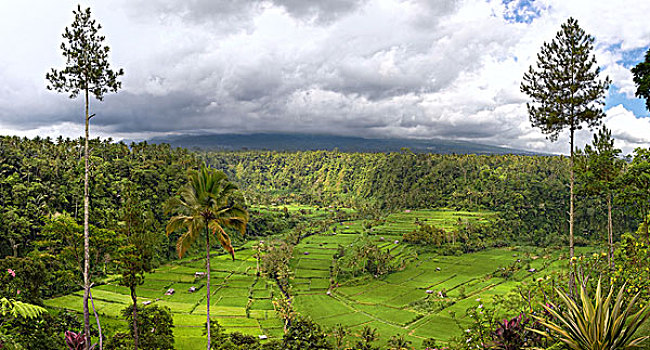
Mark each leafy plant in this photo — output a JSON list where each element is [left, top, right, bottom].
[[331, 323, 348, 349], [120, 304, 174, 350], [450, 302, 495, 349], [490, 313, 541, 350], [354, 326, 379, 350], [387, 334, 412, 350], [0, 297, 47, 319], [533, 279, 650, 350], [64, 331, 95, 350], [281, 317, 333, 350]]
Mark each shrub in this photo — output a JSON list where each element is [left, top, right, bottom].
[[120, 304, 174, 350], [534, 279, 650, 350], [490, 313, 541, 350], [282, 317, 333, 350]]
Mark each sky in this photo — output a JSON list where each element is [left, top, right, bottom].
[[0, 0, 649, 154]]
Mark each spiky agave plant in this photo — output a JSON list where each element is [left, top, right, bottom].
[[532, 279, 650, 350]]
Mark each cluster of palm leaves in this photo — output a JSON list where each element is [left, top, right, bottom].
[[164, 164, 249, 350], [533, 279, 650, 350]]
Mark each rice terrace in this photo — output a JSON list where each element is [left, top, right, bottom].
[[2, 1, 650, 350], [44, 207, 583, 349]]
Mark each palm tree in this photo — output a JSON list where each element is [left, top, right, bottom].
[[165, 164, 248, 350]]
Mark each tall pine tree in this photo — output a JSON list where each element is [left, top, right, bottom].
[[521, 17, 610, 267], [575, 126, 623, 269], [46, 6, 123, 348], [631, 48, 650, 111]]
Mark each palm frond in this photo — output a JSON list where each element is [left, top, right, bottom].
[[175, 219, 203, 258], [162, 196, 183, 215], [213, 224, 235, 261], [165, 215, 194, 236], [165, 164, 248, 259]]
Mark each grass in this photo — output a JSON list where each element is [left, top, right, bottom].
[[45, 207, 584, 349]]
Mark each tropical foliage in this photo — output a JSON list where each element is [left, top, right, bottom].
[[165, 164, 248, 349], [534, 279, 650, 350], [46, 5, 124, 344]]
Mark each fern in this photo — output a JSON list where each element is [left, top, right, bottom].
[[0, 297, 47, 319]]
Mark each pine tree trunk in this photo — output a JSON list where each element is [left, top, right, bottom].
[[569, 130, 575, 262], [206, 225, 211, 350], [607, 193, 613, 270], [83, 86, 91, 350], [131, 285, 139, 350], [569, 129, 576, 295]]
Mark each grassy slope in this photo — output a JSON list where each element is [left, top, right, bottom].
[[291, 209, 577, 348], [45, 208, 587, 349]]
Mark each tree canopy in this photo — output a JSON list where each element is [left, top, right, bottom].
[[631, 48, 650, 111]]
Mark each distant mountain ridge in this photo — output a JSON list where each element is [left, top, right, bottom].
[[148, 132, 538, 155]]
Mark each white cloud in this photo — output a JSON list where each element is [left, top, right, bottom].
[[604, 104, 650, 152], [0, 0, 649, 154]]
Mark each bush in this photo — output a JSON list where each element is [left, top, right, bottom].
[[0, 308, 82, 350], [119, 304, 174, 350], [282, 317, 333, 350], [402, 224, 446, 245]]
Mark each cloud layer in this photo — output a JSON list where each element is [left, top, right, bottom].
[[0, 0, 649, 154]]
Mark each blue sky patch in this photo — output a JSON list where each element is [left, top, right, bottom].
[[617, 45, 649, 68], [502, 0, 542, 24], [606, 86, 648, 118]]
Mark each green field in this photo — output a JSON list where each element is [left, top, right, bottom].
[[45, 208, 583, 349]]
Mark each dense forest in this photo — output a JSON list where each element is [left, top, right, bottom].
[[4, 134, 647, 265], [207, 149, 642, 246], [3, 135, 650, 349], [0, 136, 200, 261]]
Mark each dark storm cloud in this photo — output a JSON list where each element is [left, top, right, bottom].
[[272, 0, 366, 23], [93, 91, 216, 133], [2, 0, 650, 154], [130, 0, 366, 26]]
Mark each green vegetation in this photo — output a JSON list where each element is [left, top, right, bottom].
[[521, 16, 610, 263], [46, 6, 124, 346], [4, 132, 650, 348], [165, 164, 249, 350], [4, 132, 650, 349], [37, 208, 581, 348], [2, 8, 650, 350], [535, 279, 650, 350], [632, 47, 650, 111]]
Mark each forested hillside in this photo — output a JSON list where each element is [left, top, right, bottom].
[[2, 135, 644, 280], [206, 150, 639, 246], [0, 136, 200, 264], [148, 132, 537, 155], [4, 136, 650, 349]]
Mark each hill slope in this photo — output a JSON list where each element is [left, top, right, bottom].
[[148, 133, 538, 155]]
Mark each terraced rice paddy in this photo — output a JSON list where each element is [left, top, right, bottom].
[[45, 208, 580, 349], [292, 237, 564, 347], [46, 244, 283, 349]]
